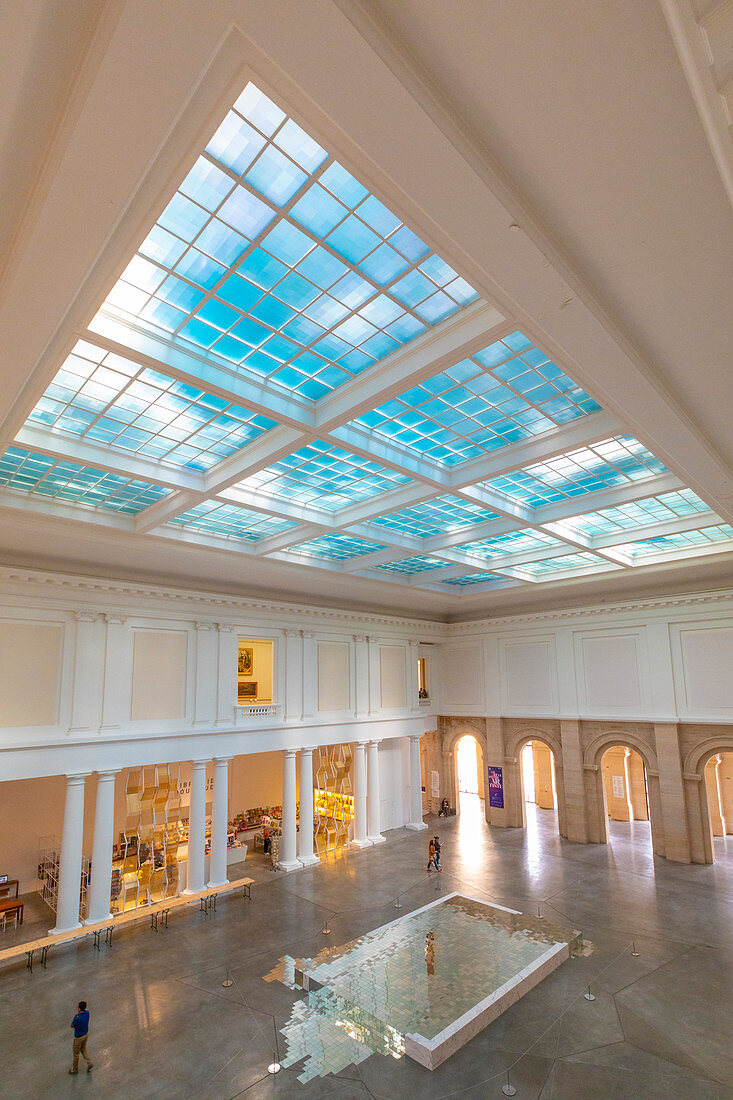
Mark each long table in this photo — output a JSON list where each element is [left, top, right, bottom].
[[0, 877, 253, 973], [0, 898, 24, 925]]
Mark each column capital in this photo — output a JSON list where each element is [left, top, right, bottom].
[[353, 633, 367, 644], [409, 733, 423, 744], [354, 739, 369, 749], [195, 620, 215, 631], [213, 755, 232, 765], [368, 738, 382, 747], [366, 635, 378, 645], [299, 745, 316, 755], [301, 630, 315, 640], [96, 769, 119, 780], [191, 757, 209, 768], [65, 772, 91, 783], [408, 639, 419, 648], [284, 629, 301, 637], [216, 622, 235, 633], [103, 613, 126, 625], [74, 608, 98, 622], [284, 747, 298, 759]]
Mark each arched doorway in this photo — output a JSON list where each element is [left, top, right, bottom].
[[454, 734, 485, 821], [519, 739, 559, 838], [585, 736, 664, 858], [704, 752, 733, 861]]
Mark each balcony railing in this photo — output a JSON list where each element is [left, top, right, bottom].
[[235, 703, 278, 721]]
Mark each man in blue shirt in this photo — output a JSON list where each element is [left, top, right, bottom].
[[69, 1001, 93, 1074]]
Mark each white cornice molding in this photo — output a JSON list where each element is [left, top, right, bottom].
[[0, 564, 449, 637], [445, 587, 733, 634]]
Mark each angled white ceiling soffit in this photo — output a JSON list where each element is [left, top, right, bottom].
[[0, 1, 732, 617]]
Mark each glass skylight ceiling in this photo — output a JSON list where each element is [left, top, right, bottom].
[[27, 341, 276, 471], [0, 447, 169, 514], [485, 436, 668, 507], [235, 441, 411, 513], [6, 77, 730, 599], [97, 82, 480, 403], [353, 332, 600, 465]]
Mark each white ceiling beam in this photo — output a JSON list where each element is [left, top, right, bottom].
[[250, 524, 326, 556], [0, 488, 135, 532], [87, 317, 317, 432], [532, 473, 686, 524], [424, 517, 520, 551], [12, 424, 203, 492], [324, 423, 449, 486], [592, 511, 722, 548], [217, 484, 339, 527], [314, 300, 508, 430], [454, 484, 535, 525], [626, 539, 733, 568]]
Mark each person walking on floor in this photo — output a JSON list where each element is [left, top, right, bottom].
[[427, 838, 438, 872], [69, 1000, 93, 1074], [433, 835, 441, 871]]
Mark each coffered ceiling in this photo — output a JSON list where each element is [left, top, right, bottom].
[[0, 0, 731, 621]]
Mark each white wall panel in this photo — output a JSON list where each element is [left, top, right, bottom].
[[575, 631, 644, 712], [380, 645, 407, 708], [0, 620, 63, 727], [500, 637, 556, 710], [675, 625, 733, 712], [318, 641, 351, 712], [130, 629, 188, 721], [441, 643, 484, 708]]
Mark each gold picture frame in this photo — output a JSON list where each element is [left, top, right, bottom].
[[238, 647, 253, 675], [238, 681, 257, 701]]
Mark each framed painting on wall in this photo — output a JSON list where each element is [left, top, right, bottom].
[[238, 647, 253, 676], [238, 681, 257, 701]]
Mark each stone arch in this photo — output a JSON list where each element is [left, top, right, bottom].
[[584, 731, 664, 856], [442, 721, 488, 821], [683, 737, 733, 864], [503, 726, 566, 838]]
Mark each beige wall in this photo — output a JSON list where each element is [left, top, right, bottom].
[[130, 628, 187, 720], [317, 641, 350, 711], [380, 645, 406, 708], [238, 638, 273, 702], [0, 620, 63, 727]]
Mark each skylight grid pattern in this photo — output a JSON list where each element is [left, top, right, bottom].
[[561, 489, 711, 537], [236, 440, 411, 512], [0, 446, 169, 514], [373, 555, 447, 575], [485, 436, 668, 507], [167, 500, 296, 541], [351, 331, 600, 465], [285, 532, 387, 562], [26, 341, 276, 471], [100, 82, 480, 402], [368, 494, 499, 538], [441, 572, 507, 586], [460, 527, 561, 559], [519, 552, 613, 576], [613, 524, 733, 557]]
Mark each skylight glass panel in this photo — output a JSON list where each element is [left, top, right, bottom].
[[373, 555, 448, 575], [285, 533, 387, 562], [350, 332, 601, 466], [235, 440, 411, 513], [485, 436, 668, 507], [369, 494, 499, 538], [459, 528, 562, 559], [26, 340, 276, 472], [518, 552, 618, 576], [558, 489, 711, 537], [612, 524, 733, 558], [96, 82, 481, 402], [167, 500, 297, 541], [0, 446, 169, 514], [441, 572, 508, 586]]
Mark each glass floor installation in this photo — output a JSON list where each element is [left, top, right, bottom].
[[264, 892, 582, 1079]]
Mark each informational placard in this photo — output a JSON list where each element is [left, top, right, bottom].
[[488, 766, 504, 809], [612, 775, 624, 799], [431, 769, 440, 798]]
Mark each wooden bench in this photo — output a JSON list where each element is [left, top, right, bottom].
[[0, 877, 253, 974]]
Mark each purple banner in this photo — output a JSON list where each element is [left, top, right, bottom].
[[488, 766, 504, 809]]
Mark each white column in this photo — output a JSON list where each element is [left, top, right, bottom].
[[367, 739, 385, 844], [69, 611, 104, 732], [215, 624, 237, 725], [351, 741, 372, 848], [408, 640, 420, 712], [183, 759, 208, 894], [297, 747, 319, 867], [51, 773, 90, 934], [279, 749, 300, 871], [354, 635, 369, 717], [301, 632, 317, 719], [100, 614, 128, 730], [407, 734, 427, 830], [284, 630, 304, 722], [193, 622, 217, 726], [367, 636, 380, 715], [208, 757, 231, 887], [85, 770, 118, 924]]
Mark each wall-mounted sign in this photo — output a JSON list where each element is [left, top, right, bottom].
[[612, 774, 624, 799], [488, 766, 504, 809], [431, 769, 440, 798]]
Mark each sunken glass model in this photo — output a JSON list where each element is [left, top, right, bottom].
[[112, 765, 183, 911], [314, 743, 354, 854]]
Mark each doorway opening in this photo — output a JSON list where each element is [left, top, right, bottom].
[[704, 752, 733, 862], [600, 744, 652, 855], [519, 740, 558, 836], [455, 734, 485, 822]]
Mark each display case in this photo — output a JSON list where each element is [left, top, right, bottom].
[[314, 744, 354, 854]]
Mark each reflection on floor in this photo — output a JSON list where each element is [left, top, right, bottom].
[[2, 806, 733, 1098], [267, 893, 582, 1079]]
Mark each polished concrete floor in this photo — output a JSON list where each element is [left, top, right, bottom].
[[1, 797, 733, 1099]]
